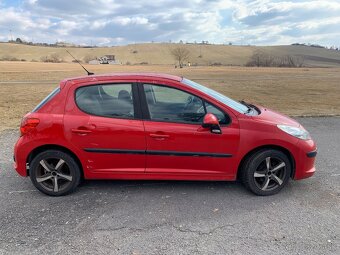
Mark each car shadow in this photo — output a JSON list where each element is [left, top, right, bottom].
[[79, 179, 245, 193]]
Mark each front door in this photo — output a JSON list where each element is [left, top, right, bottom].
[[64, 82, 146, 174], [141, 83, 239, 177]]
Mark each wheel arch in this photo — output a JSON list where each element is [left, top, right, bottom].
[[26, 144, 84, 177], [237, 144, 296, 180]]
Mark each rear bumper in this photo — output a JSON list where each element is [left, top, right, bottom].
[[293, 139, 317, 180], [13, 136, 30, 177]]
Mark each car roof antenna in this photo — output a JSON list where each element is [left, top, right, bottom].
[[66, 50, 94, 76]]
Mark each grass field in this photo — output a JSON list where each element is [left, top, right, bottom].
[[2, 42, 340, 67], [0, 61, 339, 132]]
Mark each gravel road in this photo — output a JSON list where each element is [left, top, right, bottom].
[[0, 117, 339, 255]]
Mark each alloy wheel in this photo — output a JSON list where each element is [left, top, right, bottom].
[[35, 158, 73, 193], [253, 156, 287, 191]]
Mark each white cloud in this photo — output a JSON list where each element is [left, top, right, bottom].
[[0, 0, 338, 46], [113, 17, 149, 26]]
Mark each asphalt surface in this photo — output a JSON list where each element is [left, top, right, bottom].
[[0, 117, 339, 255]]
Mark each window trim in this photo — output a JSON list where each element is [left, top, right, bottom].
[[139, 83, 231, 126], [74, 82, 142, 120], [33, 87, 60, 112], [203, 100, 231, 126]]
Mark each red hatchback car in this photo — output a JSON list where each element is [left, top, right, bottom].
[[14, 73, 317, 196]]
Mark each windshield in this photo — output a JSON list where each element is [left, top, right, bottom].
[[182, 78, 249, 114]]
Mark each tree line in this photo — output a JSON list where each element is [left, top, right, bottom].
[[246, 51, 305, 67]]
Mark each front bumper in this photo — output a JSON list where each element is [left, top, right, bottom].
[[306, 150, 317, 158], [293, 139, 317, 180]]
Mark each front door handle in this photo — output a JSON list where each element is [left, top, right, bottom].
[[71, 128, 92, 135], [150, 133, 170, 140]]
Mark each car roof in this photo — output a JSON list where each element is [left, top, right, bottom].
[[61, 72, 183, 86]]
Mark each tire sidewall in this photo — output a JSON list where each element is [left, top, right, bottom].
[[29, 150, 81, 196], [243, 150, 292, 196]]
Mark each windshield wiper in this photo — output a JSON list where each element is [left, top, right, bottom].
[[239, 100, 253, 114]]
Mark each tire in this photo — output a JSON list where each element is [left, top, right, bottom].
[[240, 149, 291, 196], [29, 150, 81, 196]]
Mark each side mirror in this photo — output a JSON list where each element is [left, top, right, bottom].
[[202, 113, 222, 134]]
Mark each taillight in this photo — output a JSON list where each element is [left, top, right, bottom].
[[20, 118, 40, 136]]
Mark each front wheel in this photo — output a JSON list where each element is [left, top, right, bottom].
[[29, 150, 81, 196], [240, 149, 291, 196]]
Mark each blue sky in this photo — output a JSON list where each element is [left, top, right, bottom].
[[0, 0, 340, 46]]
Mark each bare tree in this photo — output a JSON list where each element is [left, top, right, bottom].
[[276, 55, 304, 67], [289, 55, 305, 67], [246, 51, 305, 67], [246, 52, 261, 67], [246, 51, 273, 67], [170, 47, 190, 68]]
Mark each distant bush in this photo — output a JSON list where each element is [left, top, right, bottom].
[[31, 59, 38, 62], [83, 55, 97, 63], [50, 53, 63, 63], [210, 62, 222, 66], [40, 56, 47, 62], [0, 55, 20, 61], [125, 61, 131, 65], [72, 59, 82, 63], [15, 38, 23, 44], [139, 62, 148, 65], [40, 53, 63, 63], [132, 50, 138, 54]]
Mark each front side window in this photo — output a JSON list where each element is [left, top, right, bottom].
[[182, 78, 249, 114], [75, 84, 135, 118], [144, 84, 204, 124], [143, 84, 228, 124], [204, 102, 229, 124]]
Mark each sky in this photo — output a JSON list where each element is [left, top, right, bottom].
[[0, 0, 340, 46]]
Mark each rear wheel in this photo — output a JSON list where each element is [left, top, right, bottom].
[[240, 149, 291, 196], [29, 150, 81, 196]]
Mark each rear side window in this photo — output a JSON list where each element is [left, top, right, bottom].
[[75, 84, 135, 119], [33, 87, 60, 112]]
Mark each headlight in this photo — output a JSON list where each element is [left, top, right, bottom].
[[277, 125, 311, 140]]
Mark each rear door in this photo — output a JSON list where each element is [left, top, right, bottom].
[[64, 82, 146, 174], [141, 83, 239, 177]]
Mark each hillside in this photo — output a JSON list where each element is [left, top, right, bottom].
[[1, 42, 340, 67]]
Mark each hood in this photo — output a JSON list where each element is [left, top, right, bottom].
[[251, 105, 300, 127]]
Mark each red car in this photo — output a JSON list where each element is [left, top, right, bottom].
[[14, 73, 317, 196]]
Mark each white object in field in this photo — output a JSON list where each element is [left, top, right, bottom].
[[89, 60, 100, 65], [108, 60, 120, 65]]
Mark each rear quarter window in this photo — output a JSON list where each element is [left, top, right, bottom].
[[32, 87, 60, 112]]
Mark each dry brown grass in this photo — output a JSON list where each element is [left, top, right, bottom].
[[1, 61, 339, 132], [0, 43, 253, 66], [2, 42, 340, 67]]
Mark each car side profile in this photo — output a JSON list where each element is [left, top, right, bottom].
[[14, 73, 317, 196]]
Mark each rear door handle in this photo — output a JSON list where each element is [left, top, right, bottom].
[[71, 128, 92, 135], [150, 133, 170, 140]]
